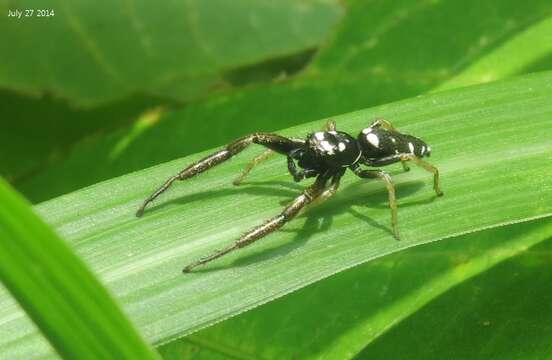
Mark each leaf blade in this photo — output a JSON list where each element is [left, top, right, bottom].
[[2, 72, 552, 358], [0, 0, 342, 106], [157, 219, 552, 359], [357, 227, 552, 359], [0, 178, 159, 359]]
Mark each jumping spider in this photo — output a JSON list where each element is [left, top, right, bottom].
[[136, 119, 443, 272]]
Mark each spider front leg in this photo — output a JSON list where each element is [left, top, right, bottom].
[[351, 165, 400, 240], [295, 169, 344, 218], [233, 120, 337, 185], [183, 174, 330, 272], [309, 169, 344, 207], [287, 156, 318, 182], [136, 133, 304, 216]]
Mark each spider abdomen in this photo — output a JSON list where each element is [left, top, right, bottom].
[[358, 127, 431, 165]]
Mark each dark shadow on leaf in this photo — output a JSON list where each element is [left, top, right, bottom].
[[238, 179, 304, 191], [154, 177, 438, 273], [143, 184, 299, 215]]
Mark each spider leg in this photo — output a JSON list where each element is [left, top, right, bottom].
[[351, 165, 400, 240], [400, 154, 443, 196], [287, 156, 318, 182], [136, 133, 304, 216], [371, 118, 397, 131], [365, 153, 443, 197], [231, 135, 306, 185], [234, 121, 336, 185], [233, 149, 274, 185], [324, 120, 337, 131], [308, 169, 344, 209], [182, 174, 330, 272], [285, 120, 336, 182]]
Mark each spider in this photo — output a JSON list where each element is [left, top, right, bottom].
[[136, 119, 443, 272]]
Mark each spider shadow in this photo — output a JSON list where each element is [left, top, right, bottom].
[[143, 180, 303, 215], [186, 177, 436, 273]]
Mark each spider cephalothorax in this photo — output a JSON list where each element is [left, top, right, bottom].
[[136, 119, 443, 272]]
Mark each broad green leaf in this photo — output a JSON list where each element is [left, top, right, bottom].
[[311, 0, 552, 80], [435, 16, 552, 91], [0, 90, 165, 182], [158, 219, 552, 359], [2, 72, 552, 358], [358, 231, 552, 359], [0, 1, 342, 181], [19, 1, 552, 202], [0, 0, 342, 106], [0, 178, 158, 359]]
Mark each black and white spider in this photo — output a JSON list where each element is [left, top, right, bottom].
[[136, 119, 443, 272]]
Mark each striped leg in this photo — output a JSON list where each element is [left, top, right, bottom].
[[183, 175, 329, 272], [136, 133, 304, 216]]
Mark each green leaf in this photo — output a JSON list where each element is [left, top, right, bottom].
[[358, 228, 552, 359], [0, 0, 342, 106], [2, 72, 552, 358], [19, 1, 552, 202], [157, 219, 552, 359], [434, 16, 552, 91], [0, 90, 165, 182], [0, 1, 342, 182], [0, 178, 158, 359]]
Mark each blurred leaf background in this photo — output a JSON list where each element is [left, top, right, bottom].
[[1, 0, 552, 359]]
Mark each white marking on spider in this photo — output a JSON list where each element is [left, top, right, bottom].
[[421, 145, 426, 155], [390, 137, 396, 143], [408, 142, 415, 154], [329, 131, 337, 135], [314, 132, 325, 141], [337, 142, 347, 152], [362, 128, 372, 134], [320, 140, 335, 154], [366, 133, 380, 148]]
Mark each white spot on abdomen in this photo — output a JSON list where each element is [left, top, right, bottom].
[[366, 133, 380, 148], [362, 128, 372, 134], [338, 142, 346, 152], [408, 142, 415, 154]]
